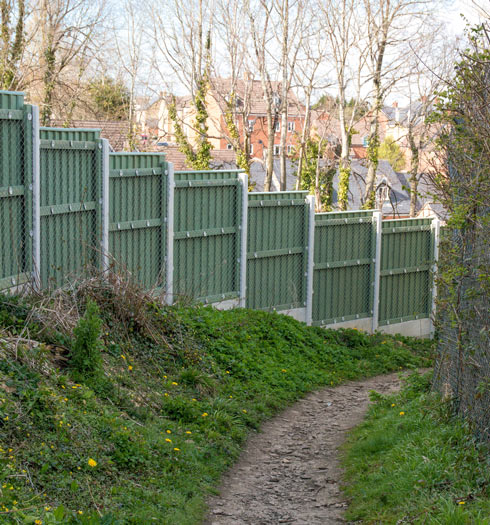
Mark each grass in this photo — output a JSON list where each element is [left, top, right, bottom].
[[342, 371, 490, 524], [0, 284, 433, 525]]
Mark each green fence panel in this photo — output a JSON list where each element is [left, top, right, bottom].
[[39, 127, 103, 288], [379, 218, 433, 325], [312, 210, 375, 326], [173, 170, 242, 303], [109, 153, 167, 289], [0, 92, 33, 290], [246, 191, 309, 311]]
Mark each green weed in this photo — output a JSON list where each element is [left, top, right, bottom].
[[342, 371, 490, 524]]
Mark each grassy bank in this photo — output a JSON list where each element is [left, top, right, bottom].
[[0, 281, 433, 524], [342, 372, 490, 524]]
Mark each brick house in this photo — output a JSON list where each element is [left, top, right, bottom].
[[156, 75, 305, 160]]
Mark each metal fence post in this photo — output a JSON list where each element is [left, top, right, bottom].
[[238, 173, 248, 308], [305, 195, 315, 326], [165, 162, 175, 305], [101, 139, 110, 272], [31, 105, 41, 290], [372, 211, 382, 333], [430, 217, 441, 337]]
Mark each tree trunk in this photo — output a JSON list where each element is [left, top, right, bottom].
[[337, 96, 351, 211], [408, 128, 419, 217], [296, 89, 311, 191], [264, 111, 275, 191], [279, 0, 289, 191], [41, 44, 56, 126]]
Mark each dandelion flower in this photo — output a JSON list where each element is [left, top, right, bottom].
[[165, 438, 172, 443], [458, 501, 465, 505], [185, 431, 192, 434], [173, 448, 180, 451], [88, 458, 97, 467], [201, 412, 208, 417], [35, 521, 42, 525], [242, 409, 247, 414], [171, 382, 178, 386], [128, 365, 133, 371], [166, 430, 171, 434], [391, 404, 396, 407], [281, 369, 287, 373], [78, 510, 83, 514], [399, 411, 405, 416]]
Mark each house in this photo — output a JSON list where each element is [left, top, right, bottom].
[[155, 74, 306, 161]]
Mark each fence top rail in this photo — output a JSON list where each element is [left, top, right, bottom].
[[175, 169, 244, 174], [315, 208, 378, 216], [0, 89, 25, 95], [382, 217, 433, 223], [40, 126, 102, 133], [110, 152, 167, 156], [251, 190, 309, 196]]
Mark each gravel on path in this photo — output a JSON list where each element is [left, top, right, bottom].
[[204, 372, 404, 525]]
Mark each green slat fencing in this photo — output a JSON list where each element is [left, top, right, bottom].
[[247, 191, 309, 312], [109, 153, 167, 290], [378, 218, 434, 325], [0, 91, 33, 290], [312, 210, 376, 326], [173, 170, 243, 304], [39, 127, 103, 288], [0, 90, 441, 338]]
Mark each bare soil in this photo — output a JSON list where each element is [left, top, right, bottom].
[[204, 372, 403, 525]]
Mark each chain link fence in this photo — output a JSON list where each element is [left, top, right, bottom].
[[433, 222, 490, 442], [246, 192, 311, 317], [312, 211, 375, 327], [108, 153, 168, 292], [173, 170, 245, 307], [0, 94, 33, 290], [39, 128, 102, 289]]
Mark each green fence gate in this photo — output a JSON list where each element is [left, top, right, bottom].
[[378, 218, 434, 326], [246, 191, 310, 315], [39, 128, 103, 288], [109, 153, 168, 290], [312, 210, 376, 327], [0, 92, 33, 290], [172, 170, 246, 305]]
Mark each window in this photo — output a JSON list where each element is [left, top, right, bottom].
[[248, 120, 255, 132], [273, 144, 281, 155], [363, 136, 369, 147], [287, 121, 294, 132], [226, 143, 233, 150], [249, 144, 253, 155], [275, 121, 280, 132], [287, 145, 294, 155]]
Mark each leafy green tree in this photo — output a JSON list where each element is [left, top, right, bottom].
[[168, 31, 213, 170], [430, 23, 490, 438], [296, 136, 335, 211], [87, 76, 130, 120], [0, 0, 25, 90], [378, 135, 406, 171]]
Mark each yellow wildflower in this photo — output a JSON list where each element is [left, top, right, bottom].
[[458, 501, 465, 505], [173, 448, 180, 451], [88, 458, 97, 467], [185, 431, 192, 434], [171, 382, 178, 386], [166, 429, 171, 434], [35, 521, 42, 525], [165, 438, 172, 443], [201, 412, 208, 417], [399, 411, 405, 416], [128, 365, 133, 371]]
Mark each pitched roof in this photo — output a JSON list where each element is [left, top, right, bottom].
[[209, 77, 304, 117], [51, 119, 129, 151]]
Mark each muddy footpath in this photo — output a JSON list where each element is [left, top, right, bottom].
[[204, 372, 403, 525]]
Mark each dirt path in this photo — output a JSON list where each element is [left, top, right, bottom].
[[204, 372, 403, 525]]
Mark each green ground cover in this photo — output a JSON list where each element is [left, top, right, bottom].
[[0, 284, 432, 524], [342, 372, 490, 524]]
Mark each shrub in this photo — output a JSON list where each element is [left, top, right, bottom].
[[70, 299, 103, 377]]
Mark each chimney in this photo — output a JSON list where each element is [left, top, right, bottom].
[[393, 101, 399, 122]]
